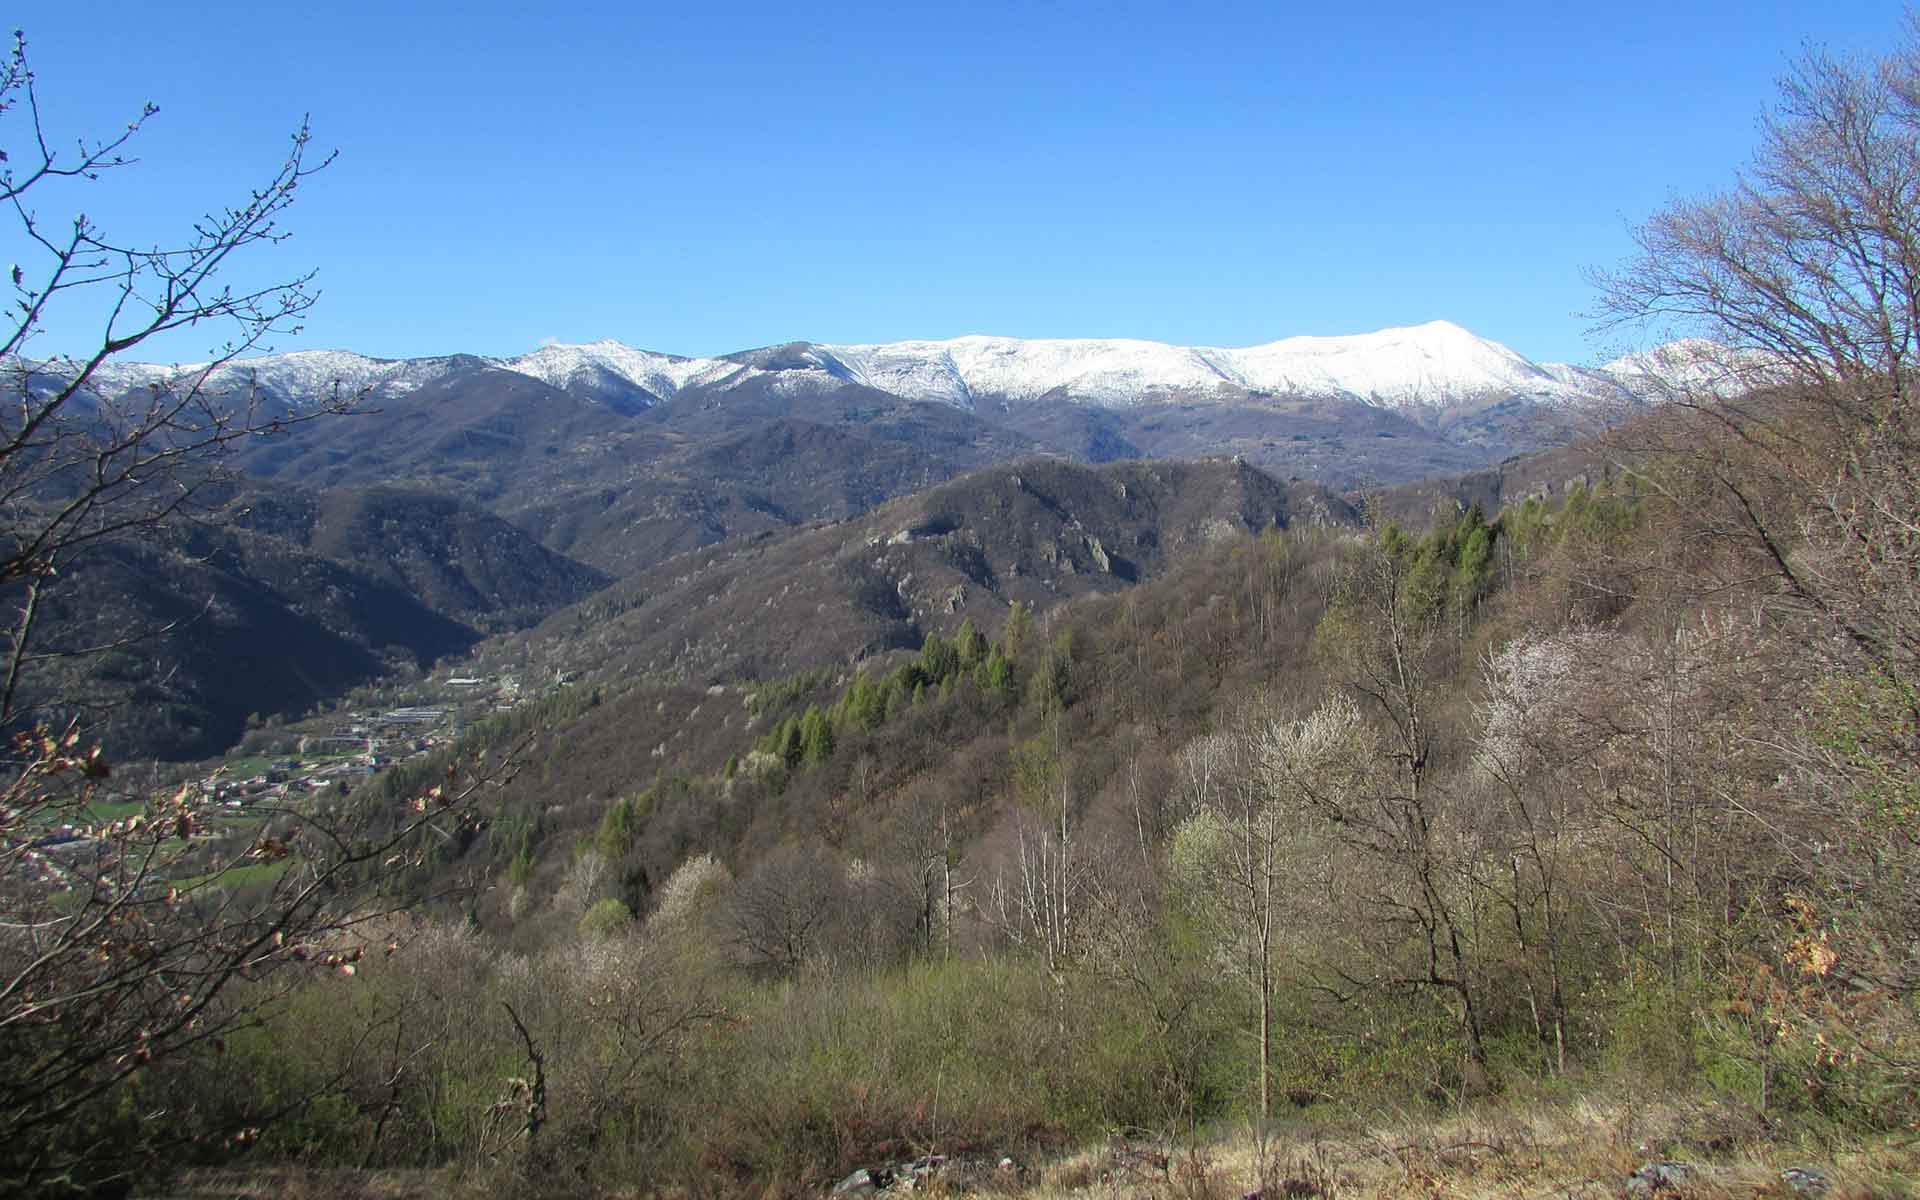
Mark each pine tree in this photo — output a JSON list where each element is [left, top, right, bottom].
[[799, 705, 835, 766]]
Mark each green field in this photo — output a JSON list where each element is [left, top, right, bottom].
[[170, 858, 293, 894]]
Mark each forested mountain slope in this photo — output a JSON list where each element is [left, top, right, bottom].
[[18, 484, 612, 759], [218, 398, 1913, 1199], [481, 456, 1357, 687], [229, 484, 612, 631], [20, 375, 1920, 1197]]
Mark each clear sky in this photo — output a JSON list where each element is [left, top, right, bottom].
[[4, 1, 1908, 367]]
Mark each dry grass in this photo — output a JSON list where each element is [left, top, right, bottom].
[[1017, 1096, 1920, 1200], [159, 1166, 452, 1199], [150, 1097, 1920, 1199]]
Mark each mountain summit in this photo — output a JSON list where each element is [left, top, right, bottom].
[[36, 322, 1702, 497], [58, 321, 1665, 420], [812, 321, 1613, 412]]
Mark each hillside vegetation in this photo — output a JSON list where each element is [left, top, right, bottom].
[[15, 483, 612, 761], [57, 408, 1911, 1196], [8, 24, 1920, 1200]]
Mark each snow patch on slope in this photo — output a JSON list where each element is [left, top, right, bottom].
[[57, 342, 746, 412], [823, 336, 1236, 408]]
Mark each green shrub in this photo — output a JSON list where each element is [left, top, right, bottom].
[[578, 897, 635, 938], [1598, 970, 1711, 1092]]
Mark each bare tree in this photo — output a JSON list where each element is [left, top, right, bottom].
[[1590, 25, 1920, 726], [1166, 721, 1286, 1120], [865, 785, 971, 963], [1469, 628, 1610, 1075], [1306, 528, 1491, 1072], [1592, 22, 1920, 1107], [0, 33, 527, 1195], [991, 718, 1097, 979], [1, 30, 351, 728], [478, 928, 727, 1181], [727, 842, 845, 976]]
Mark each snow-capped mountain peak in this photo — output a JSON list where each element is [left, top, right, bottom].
[[810, 321, 1611, 413], [35, 323, 1701, 420], [1225, 320, 1565, 407], [502, 340, 739, 398]]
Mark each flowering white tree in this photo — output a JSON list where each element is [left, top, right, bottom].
[[1170, 696, 1381, 1119], [1470, 628, 1617, 1072]]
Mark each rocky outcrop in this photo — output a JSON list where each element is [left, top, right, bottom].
[[829, 1155, 1020, 1196], [1623, 1161, 1831, 1198], [1624, 1162, 1705, 1197]]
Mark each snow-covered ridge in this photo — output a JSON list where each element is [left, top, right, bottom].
[[36, 321, 1694, 415], [30, 343, 742, 411], [1600, 340, 1782, 399], [502, 339, 743, 397], [65, 349, 480, 407], [813, 321, 1626, 411]]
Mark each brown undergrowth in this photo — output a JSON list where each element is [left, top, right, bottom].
[[1025, 1095, 1918, 1200], [160, 1094, 1920, 1200]]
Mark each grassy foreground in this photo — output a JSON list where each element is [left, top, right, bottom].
[[158, 1091, 1920, 1200]]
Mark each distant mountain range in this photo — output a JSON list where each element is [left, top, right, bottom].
[[14, 321, 1722, 759], [42, 319, 1712, 498], [67, 319, 1673, 420]]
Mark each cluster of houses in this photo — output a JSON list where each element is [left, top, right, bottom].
[[15, 822, 113, 889], [207, 706, 459, 811], [9, 672, 548, 894]]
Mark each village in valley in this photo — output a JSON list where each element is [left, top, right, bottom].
[[14, 670, 538, 893]]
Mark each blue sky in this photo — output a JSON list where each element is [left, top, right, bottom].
[[4, 1, 1908, 367]]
